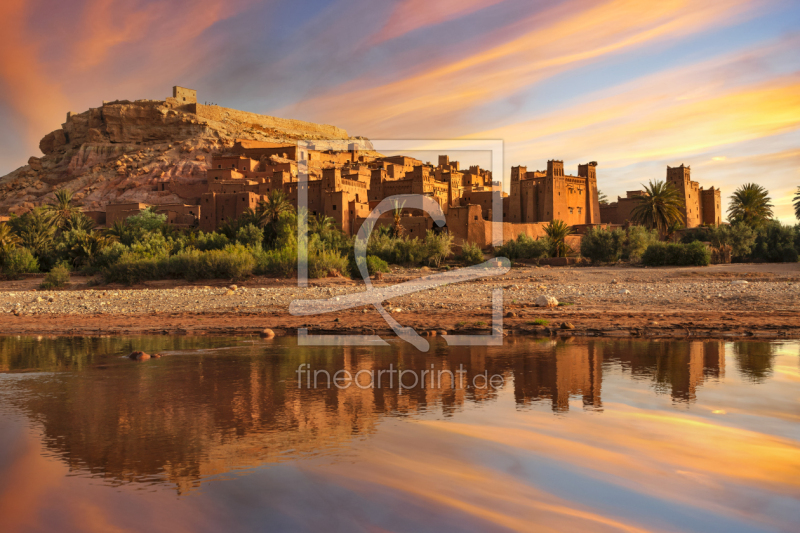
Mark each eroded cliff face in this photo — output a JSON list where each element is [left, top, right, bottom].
[[0, 99, 354, 214]]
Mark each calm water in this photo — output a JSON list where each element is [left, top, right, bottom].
[[0, 336, 798, 532]]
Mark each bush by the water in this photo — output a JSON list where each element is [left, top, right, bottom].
[[682, 222, 798, 263], [580, 226, 658, 263], [751, 221, 799, 263], [681, 224, 756, 260], [494, 234, 549, 261], [40, 260, 71, 289], [366, 230, 453, 267], [458, 242, 485, 265], [2, 247, 39, 279], [641, 241, 711, 266]]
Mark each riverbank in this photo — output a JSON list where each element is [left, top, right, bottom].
[[1, 263, 798, 339]]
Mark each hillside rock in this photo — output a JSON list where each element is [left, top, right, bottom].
[[1, 96, 358, 214]]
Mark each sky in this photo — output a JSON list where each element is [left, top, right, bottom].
[[0, 0, 799, 221]]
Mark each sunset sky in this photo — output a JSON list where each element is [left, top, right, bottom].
[[1, 0, 798, 220]]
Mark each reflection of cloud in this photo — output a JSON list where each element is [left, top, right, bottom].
[[370, 0, 507, 44], [312, 402, 800, 532]]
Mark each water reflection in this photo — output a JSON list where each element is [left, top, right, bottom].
[[0, 336, 788, 495]]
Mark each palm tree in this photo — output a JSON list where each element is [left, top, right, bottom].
[[543, 219, 573, 258], [598, 190, 609, 206], [9, 208, 56, 256], [0, 223, 20, 248], [727, 183, 773, 228], [64, 212, 95, 232], [253, 190, 293, 228], [793, 186, 800, 220], [0, 222, 20, 259], [391, 199, 406, 237], [44, 189, 81, 230], [69, 233, 112, 268], [630, 180, 684, 238], [309, 213, 335, 235]]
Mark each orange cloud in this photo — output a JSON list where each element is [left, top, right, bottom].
[[371, 0, 508, 44], [284, 0, 759, 137], [0, 0, 72, 145], [0, 0, 252, 155]]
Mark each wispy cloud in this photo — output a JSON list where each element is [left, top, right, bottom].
[[283, 0, 760, 137], [370, 0, 508, 44]]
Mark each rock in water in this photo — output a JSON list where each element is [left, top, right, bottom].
[[128, 351, 150, 361], [535, 295, 558, 308], [259, 328, 275, 339]]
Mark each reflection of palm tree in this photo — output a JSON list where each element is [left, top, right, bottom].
[[727, 183, 773, 228], [544, 219, 572, 258], [733, 342, 776, 383], [44, 189, 81, 230], [630, 180, 684, 239]]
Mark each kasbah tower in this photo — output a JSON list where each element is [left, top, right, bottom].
[[666, 164, 722, 227]]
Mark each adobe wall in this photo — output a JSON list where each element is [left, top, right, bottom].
[[192, 104, 349, 139], [701, 188, 722, 226], [106, 202, 148, 225]]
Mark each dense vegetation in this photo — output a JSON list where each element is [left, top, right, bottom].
[[0, 190, 469, 284], [580, 226, 659, 263]]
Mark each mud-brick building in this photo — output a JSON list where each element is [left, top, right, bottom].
[[506, 160, 601, 226], [666, 164, 722, 227], [601, 164, 721, 227]]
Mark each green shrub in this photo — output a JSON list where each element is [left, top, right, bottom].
[[168, 245, 255, 281], [622, 226, 659, 262], [683, 224, 755, 260], [125, 207, 166, 232], [352, 254, 390, 278], [235, 224, 264, 249], [424, 230, 453, 267], [580, 227, 624, 262], [193, 231, 230, 251], [367, 234, 427, 265], [40, 261, 71, 289], [641, 241, 711, 266], [253, 247, 297, 277], [495, 234, 550, 260], [309, 249, 349, 278], [752, 221, 798, 263], [2, 247, 39, 279], [458, 242, 485, 265], [101, 252, 164, 284]]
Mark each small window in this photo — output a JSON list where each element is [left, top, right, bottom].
[[333, 205, 337, 211], [474, 215, 478, 221], [218, 165, 221, 169]]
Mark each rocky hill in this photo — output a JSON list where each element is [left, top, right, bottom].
[[0, 94, 360, 214]]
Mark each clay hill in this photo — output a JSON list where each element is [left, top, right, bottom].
[[0, 87, 364, 215]]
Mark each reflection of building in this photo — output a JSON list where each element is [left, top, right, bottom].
[[2, 336, 737, 493], [605, 340, 726, 402], [510, 340, 603, 412]]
